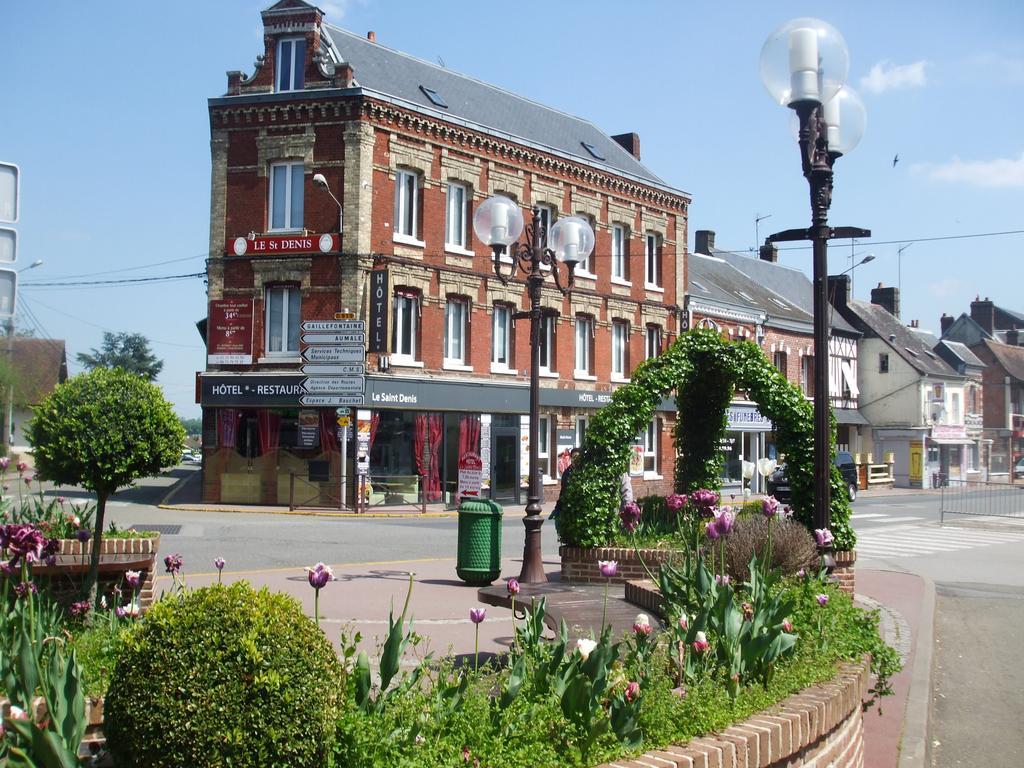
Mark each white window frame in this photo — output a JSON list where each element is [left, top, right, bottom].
[[443, 297, 471, 369], [535, 204, 555, 271], [952, 392, 961, 423], [574, 215, 596, 278], [773, 350, 787, 376], [612, 320, 629, 380], [268, 162, 304, 232], [394, 169, 421, 243], [445, 182, 469, 251], [391, 291, 421, 364], [264, 285, 301, 357], [643, 418, 661, 477], [491, 304, 513, 372], [800, 356, 813, 396], [574, 315, 594, 378], [539, 314, 556, 375], [645, 325, 662, 360], [611, 224, 629, 283], [645, 232, 662, 289], [276, 37, 305, 92], [538, 414, 552, 480]]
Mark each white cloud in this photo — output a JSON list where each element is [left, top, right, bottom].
[[859, 60, 929, 94], [318, 0, 357, 21], [913, 152, 1024, 188]]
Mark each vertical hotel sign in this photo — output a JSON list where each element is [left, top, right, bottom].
[[208, 298, 255, 365], [368, 268, 389, 353]]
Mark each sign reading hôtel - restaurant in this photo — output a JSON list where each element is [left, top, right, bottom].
[[227, 234, 339, 256], [208, 298, 254, 365]]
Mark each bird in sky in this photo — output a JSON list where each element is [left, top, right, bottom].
[[893, 154, 900, 168]]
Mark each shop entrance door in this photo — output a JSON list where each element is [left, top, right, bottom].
[[490, 430, 520, 504]]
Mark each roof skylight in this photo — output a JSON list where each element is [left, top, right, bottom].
[[419, 85, 448, 108], [580, 141, 605, 160]]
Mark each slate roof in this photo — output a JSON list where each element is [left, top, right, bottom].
[[937, 340, 985, 369], [11, 337, 68, 405], [712, 249, 859, 335], [688, 253, 811, 326], [841, 299, 959, 377], [319, 25, 671, 189], [983, 339, 1024, 382]]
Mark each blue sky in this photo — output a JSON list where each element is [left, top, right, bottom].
[[2, 1, 1022, 418]]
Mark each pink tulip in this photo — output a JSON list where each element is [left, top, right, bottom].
[[598, 560, 618, 578], [625, 681, 640, 702], [692, 631, 710, 654], [633, 621, 652, 637], [678, 614, 688, 632], [783, 619, 793, 632], [814, 528, 834, 548], [762, 495, 780, 519], [124, 570, 141, 588], [469, 607, 486, 624], [506, 577, 520, 596]]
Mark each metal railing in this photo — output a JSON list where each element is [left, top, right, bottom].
[[940, 480, 1024, 524]]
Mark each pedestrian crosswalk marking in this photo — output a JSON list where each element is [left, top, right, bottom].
[[882, 516, 924, 523], [855, 524, 1024, 559], [853, 513, 888, 519]]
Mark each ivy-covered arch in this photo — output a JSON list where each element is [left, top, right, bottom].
[[558, 328, 854, 550]]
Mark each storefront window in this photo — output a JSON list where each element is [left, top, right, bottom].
[[720, 431, 742, 484]]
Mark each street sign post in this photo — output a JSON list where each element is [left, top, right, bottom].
[[302, 376, 365, 394], [0, 163, 18, 224], [301, 346, 365, 363], [301, 320, 365, 333], [301, 332, 366, 345], [0, 229, 15, 264], [0, 269, 16, 318], [300, 363, 365, 375]]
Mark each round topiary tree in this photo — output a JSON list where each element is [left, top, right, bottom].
[[103, 582, 344, 768], [558, 328, 854, 551], [26, 367, 185, 607]]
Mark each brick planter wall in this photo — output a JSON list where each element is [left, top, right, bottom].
[[833, 549, 856, 597], [32, 536, 161, 611]]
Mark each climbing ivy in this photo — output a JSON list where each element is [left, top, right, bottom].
[[558, 329, 854, 551]]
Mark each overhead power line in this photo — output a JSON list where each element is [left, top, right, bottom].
[[725, 228, 1024, 253], [34, 253, 206, 281], [21, 272, 206, 288]]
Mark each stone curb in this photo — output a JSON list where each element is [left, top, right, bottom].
[[897, 572, 935, 768]]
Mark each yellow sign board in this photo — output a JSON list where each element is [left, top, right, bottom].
[[336, 416, 351, 428], [909, 442, 923, 484], [334, 312, 355, 319]]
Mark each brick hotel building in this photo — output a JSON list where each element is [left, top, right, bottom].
[[199, 0, 690, 507]]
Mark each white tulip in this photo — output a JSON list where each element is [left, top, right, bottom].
[[576, 638, 598, 660]]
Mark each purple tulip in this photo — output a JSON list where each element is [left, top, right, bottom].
[[306, 562, 334, 590], [0, 560, 14, 577], [762, 495, 780, 519], [13, 581, 38, 598], [506, 577, 520, 596], [164, 553, 183, 575], [705, 520, 721, 541], [816, 593, 829, 607], [797, 568, 807, 579], [0, 457, 9, 470], [69, 600, 91, 618], [16, 461, 27, 474], [814, 528, 834, 548], [715, 574, 731, 586], [690, 488, 719, 516], [715, 508, 736, 536], [469, 607, 486, 624], [124, 570, 141, 589], [665, 493, 688, 512], [214, 557, 226, 571], [76, 528, 91, 543], [6, 524, 45, 565], [598, 560, 618, 578], [619, 501, 641, 533]]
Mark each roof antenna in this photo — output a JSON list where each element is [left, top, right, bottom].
[[437, 56, 446, 68]]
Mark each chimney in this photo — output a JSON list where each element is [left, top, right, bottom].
[[611, 132, 641, 160], [971, 296, 995, 333], [909, 319, 919, 329], [367, 31, 376, 42], [759, 242, 778, 262], [694, 230, 715, 255], [940, 313, 954, 336], [1008, 326, 1020, 346], [870, 283, 900, 318], [828, 275, 851, 310], [333, 62, 354, 88]]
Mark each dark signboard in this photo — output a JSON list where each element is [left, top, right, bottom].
[[537, 387, 676, 412], [207, 298, 254, 365], [368, 269, 389, 353], [200, 374, 305, 406], [365, 376, 527, 413]]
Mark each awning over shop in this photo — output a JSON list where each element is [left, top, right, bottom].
[[927, 436, 974, 445], [834, 408, 869, 425]]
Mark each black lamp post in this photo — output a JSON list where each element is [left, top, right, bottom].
[[759, 18, 869, 561], [473, 196, 595, 583]]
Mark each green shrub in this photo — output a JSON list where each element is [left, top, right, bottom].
[[103, 582, 343, 768]]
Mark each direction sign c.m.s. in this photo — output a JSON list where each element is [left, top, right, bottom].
[[299, 394, 364, 406], [301, 332, 365, 345], [300, 363, 365, 375], [300, 320, 366, 333], [302, 376, 365, 394], [301, 345, 365, 363]]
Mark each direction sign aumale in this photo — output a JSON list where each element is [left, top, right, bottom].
[[301, 332, 365, 345]]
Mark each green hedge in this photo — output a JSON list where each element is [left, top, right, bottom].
[[103, 582, 343, 768]]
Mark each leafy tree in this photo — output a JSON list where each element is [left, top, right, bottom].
[[26, 368, 185, 607], [178, 416, 202, 436], [76, 331, 164, 381]]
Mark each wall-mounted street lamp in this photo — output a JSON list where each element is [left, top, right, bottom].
[[472, 196, 595, 583], [760, 18, 869, 563], [313, 173, 343, 235]]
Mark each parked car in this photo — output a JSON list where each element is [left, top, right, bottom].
[[766, 451, 859, 503], [1014, 456, 1024, 480], [180, 449, 201, 464]]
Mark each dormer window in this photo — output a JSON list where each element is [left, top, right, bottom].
[[276, 38, 306, 92]]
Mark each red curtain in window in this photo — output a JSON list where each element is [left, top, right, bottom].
[[257, 410, 281, 454], [217, 409, 240, 449], [318, 410, 337, 454], [428, 414, 443, 502], [459, 414, 480, 457], [369, 411, 380, 449]]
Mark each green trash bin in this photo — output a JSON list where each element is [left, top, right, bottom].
[[456, 498, 503, 585]]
